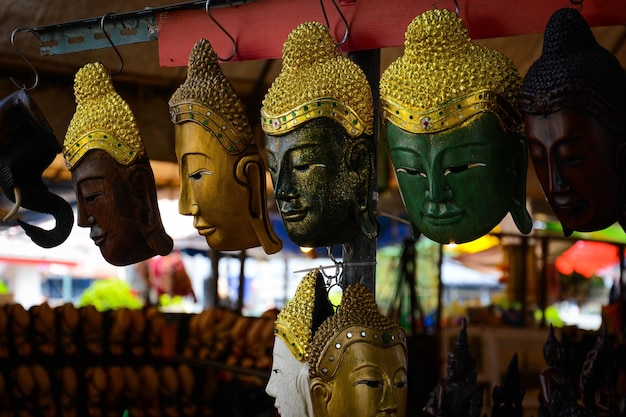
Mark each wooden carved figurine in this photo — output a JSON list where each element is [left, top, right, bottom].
[[266, 270, 334, 417], [520, 8, 626, 236], [538, 325, 592, 417], [491, 353, 525, 417], [580, 327, 622, 417], [423, 319, 483, 417], [309, 283, 407, 417]]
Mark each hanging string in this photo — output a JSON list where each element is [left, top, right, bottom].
[[319, 0, 350, 49]]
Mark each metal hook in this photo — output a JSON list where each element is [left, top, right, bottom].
[[570, 0, 584, 12], [10, 27, 39, 91], [100, 12, 124, 76], [319, 0, 350, 48], [205, 0, 237, 61], [431, 0, 460, 15]]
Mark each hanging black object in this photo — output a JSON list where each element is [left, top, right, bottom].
[[0, 89, 74, 248]]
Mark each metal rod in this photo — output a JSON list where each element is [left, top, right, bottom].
[[28, 0, 254, 56]]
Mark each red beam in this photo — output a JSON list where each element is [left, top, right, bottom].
[[157, 0, 626, 66], [0, 256, 78, 267]]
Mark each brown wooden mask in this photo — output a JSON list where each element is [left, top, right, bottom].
[[64, 62, 173, 266], [520, 8, 626, 236]]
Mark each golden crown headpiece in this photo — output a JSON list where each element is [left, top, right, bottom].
[[380, 8, 522, 135], [63, 62, 146, 170], [308, 283, 406, 380], [169, 38, 253, 155], [261, 21, 373, 138], [274, 269, 333, 362]]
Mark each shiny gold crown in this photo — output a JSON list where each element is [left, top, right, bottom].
[[261, 21, 373, 137], [274, 269, 323, 361], [309, 283, 406, 380], [169, 38, 252, 155], [380, 8, 522, 134], [63, 62, 146, 170]]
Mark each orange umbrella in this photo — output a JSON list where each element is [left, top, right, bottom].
[[555, 240, 621, 277]]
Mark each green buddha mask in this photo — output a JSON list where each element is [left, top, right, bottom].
[[261, 22, 378, 248], [169, 39, 282, 254], [380, 9, 532, 244], [520, 8, 626, 236]]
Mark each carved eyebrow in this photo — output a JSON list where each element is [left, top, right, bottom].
[[353, 380, 382, 388]]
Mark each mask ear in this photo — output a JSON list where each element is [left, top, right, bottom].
[[346, 137, 379, 240], [310, 378, 332, 417], [128, 163, 173, 256], [509, 134, 533, 234], [235, 153, 282, 254]]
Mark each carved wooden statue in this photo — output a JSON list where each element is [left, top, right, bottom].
[[538, 326, 592, 417], [64, 62, 173, 266], [491, 353, 525, 417], [423, 319, 483, 417], [580, 328, 622, 417], [520, 8, 626, 236], [265, 269, 334, 417]]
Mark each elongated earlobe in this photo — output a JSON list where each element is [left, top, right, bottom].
[[347, 138, 379, 240], [236, 154, 282, 254], [510, 135, 532, 234], [310, 379, 332, 417]]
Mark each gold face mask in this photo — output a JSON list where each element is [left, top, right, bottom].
[[309, 284, 408, 417], [261, 22, 378, 248], [64, 62, 173, 266], [169, 39, 281, 254]]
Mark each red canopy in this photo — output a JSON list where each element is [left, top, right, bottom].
[[555, 240, 621, 277]]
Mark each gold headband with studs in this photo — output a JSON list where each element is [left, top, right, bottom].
[[261, 98, 366, 137], [314, 325, 406, 379], [382, 89, 520, 134], [170, 101, 247, 155]]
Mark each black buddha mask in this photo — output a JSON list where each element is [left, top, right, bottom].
[[261, 22, 378, 248], [520, 8, 626, 236]]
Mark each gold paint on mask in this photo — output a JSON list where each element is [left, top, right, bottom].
[[380, 8, 522, 135], [64, 62, 146, 170], [169, 38, 282, 254], [274, 269, 324, 362], [261, 21, 373, 137], [169, 38, 253, 154], [309, 283, 406, 379]]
